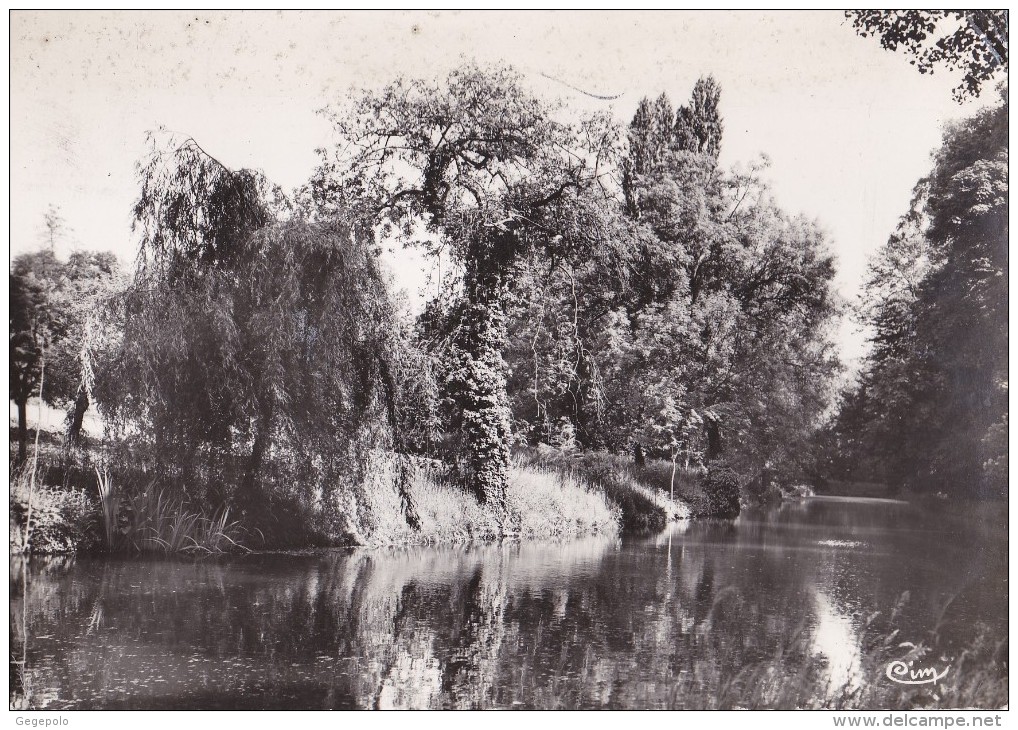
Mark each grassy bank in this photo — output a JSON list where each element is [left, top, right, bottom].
[[227, 448, 700, 547], [10, 436, 700, 554], [344, 452, 622, 546]]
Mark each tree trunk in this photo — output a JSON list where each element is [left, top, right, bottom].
[[244, 428, 269, 497], [243, 397, 275, 513], [705, 418, 723, 462], [633, 442, 646, 468], [16, 399, 28, 464], [66, 390, 89, 444], [449, 233, 516, 516], [670, 453, 678, 502]]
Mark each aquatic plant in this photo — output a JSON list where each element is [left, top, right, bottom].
[[94, 466, 120, 550], [94, 467, 247, 554]]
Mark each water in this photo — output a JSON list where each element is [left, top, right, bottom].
[[10, 496, 1007, 709]]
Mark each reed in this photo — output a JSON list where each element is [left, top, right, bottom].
[[94, 468, 247, 554], [94, 467, 120, 551]]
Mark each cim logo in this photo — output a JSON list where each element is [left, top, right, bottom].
[[885, 660, 950, 685]]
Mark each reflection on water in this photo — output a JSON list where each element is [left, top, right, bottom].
[[10, 497, 1007, 709], [812, 591, 862, 691]]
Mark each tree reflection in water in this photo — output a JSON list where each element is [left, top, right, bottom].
[[9, 498, 1007, 709]]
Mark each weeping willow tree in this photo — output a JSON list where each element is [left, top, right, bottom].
[[101, 134, 434, 541]]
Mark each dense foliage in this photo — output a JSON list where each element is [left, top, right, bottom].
[[30, 59, 1010, 551], [504, 79, 840, 491], [10, 249, 123, 460], [821, 90, 1008, 497], [311, 63, 634, 512], [97, 136, 435, 541], [11, 65, 848, 544]]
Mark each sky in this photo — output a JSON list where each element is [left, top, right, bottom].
[[9, 10, 995, 367]]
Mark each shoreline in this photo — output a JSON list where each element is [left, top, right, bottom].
[[10, 441, 704, 557]]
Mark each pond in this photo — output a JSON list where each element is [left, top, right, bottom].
[[10, 496, 1007, 709]]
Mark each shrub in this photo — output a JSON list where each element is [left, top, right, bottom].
[[10, 468, 97, 554], [699, 462, 741, 518]]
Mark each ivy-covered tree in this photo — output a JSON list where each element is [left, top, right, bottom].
[[311, 63, 632, 513]]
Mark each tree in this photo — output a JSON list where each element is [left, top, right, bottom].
[[504, 81, 725, 455], [629, 93, 674, 173], [674, 76, 723, 160], [827, 91, 1007, 496], [42, 205, 69, 253], [846, 10, 1008, 101], [504, 78, 839, 490], [912, 95, 1007, 494], [620, 82, 837, 482], [311, 63, 628, 512], [50, 251, 123, 445], [106, 134, 434, 537], [9, 248, 122, 461], [10, 270, 47, 463]]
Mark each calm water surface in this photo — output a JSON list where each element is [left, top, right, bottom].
[[10, 496, 1007, 709]]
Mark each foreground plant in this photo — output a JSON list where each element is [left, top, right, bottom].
[[94, 467, 248, 554]]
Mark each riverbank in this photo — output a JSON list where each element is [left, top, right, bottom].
[[10, 434, 704, 555]]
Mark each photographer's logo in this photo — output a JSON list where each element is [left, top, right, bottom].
[[885, 660, 949, 685]]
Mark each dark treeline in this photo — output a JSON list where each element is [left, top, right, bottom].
[[817, 87, 1008, 498]]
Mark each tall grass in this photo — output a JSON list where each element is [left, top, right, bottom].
[[515, 448, 695, 531], [506, 456, 620, 539], [341, 451, 620, 546]]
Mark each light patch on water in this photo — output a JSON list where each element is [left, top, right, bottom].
[[376, 651, 443, 710], [812, 590, 863, 693], [817, 539, 865, 548]]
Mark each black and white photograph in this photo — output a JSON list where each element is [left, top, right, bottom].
[[8, 9, 1009, 713]]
